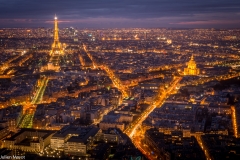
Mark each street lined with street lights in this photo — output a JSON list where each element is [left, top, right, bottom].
[[83, 44, 129, 98], [123, 77, 182, 159], [19, 76, 49, 128]]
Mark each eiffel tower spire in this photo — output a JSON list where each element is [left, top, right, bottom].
[[50, 14, 63, 56], [54, 14, 59, 43]]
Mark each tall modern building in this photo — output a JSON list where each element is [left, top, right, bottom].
[[184, 55, 200, 75], [144, 32, 147, 40], [47, 15, 63, 71]]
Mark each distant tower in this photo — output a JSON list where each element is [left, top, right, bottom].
[[50, 15, 63, 56], [144, 32, 147, 40], [184, 55, 200, 75], [47, 15, 64, 71]]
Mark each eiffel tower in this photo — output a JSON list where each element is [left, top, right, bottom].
[[48, 15, 63, 71]]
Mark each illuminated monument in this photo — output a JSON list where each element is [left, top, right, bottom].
[[50, 15, 63, 56], [47, 15, 63, 71], [184, 55, 199, 75]]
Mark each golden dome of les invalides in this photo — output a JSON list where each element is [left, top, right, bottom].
[[184, 55, 200, 75]]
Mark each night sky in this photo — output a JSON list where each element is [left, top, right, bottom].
[[0, 0, 240, 28]]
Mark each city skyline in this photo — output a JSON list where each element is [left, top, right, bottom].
[[0, 0, 240, 28], [1, 1, 240, 159]]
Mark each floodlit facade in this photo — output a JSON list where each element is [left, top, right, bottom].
[[2, 129, 55, 152], [50, 126, 101, 156], [184, 55, 200, 75]]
